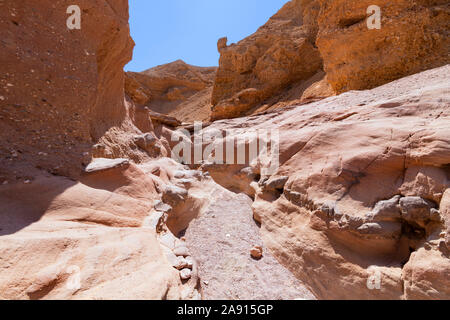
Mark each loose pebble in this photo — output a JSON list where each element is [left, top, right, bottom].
[[185, 256, 194, 269], [180, 268, 192, 280], [173, 256, 188, 270], [250, 246, 263, 259]]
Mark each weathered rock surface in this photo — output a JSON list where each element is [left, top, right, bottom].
[[0, 163, 186, 299], [210, 0, 449, 120], [211, 0, 325, 120], [125, 60, 216, 122], [199, 65, 450, 299], [1, 0, 449, 301], [0, 1, 204, 297], [0, 0, 148, 179], [317, 0, 450, 93]]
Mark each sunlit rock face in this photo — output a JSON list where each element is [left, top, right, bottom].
[[125, 60, 217, 122], [211, 0, 449, 120], [202, 65, 450, 299], [316, 0, 450, 94], [0, 0, 449, 301], [211, 0, 325, 120], [0, 0, 189, 300]]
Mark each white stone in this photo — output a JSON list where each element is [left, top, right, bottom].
[[173, 257, 188, 270], [180, 268, 192, 280], [185, 256, 194, 269], [159, 232, 178, 250], [84, 158, 129, 173]]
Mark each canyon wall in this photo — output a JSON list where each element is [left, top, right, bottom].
[[201, 65, 450, 299], [0, 0, 198, 300], [0, 0, 147, 180], [0, 0, 449, 300], [211, 0, 450, 120], [317, 0, 450, 93], [211, 0, 326, 120], [125, 60, 216, 122]]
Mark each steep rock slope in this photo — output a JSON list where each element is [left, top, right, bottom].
[[125, 60, 217, 122], [211, 0, 449, 121], [317, 0, 450, 93], [198, 65, 450, 299], [0, 0, 144, 179], [0, 0, 199, 300], [211, 0, 327, 120]]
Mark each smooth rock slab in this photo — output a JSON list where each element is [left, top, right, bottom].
[[84, 158, 129, 173]]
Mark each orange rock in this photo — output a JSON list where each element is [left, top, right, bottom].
[[316, 0, 450, 93], [211, 0, 324, 120], [250, 246, 263, 259]]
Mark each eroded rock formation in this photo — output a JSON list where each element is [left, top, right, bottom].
[[0, 0, 449, 300], [211, 0, 326, 120], [0, 0, 139, 179], [211, 0, 449, 120], [0, 0, 199, 300], [199, 65, 450, 299], [125, 60, 217, 122], [317, 0, 450, 93]]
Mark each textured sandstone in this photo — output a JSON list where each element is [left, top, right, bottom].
[[1, 0, 449, 301], [0, 1, 197, 300], [210, 0, 449, 120], [0, 163, 185, 299], [211, 0, 325, 120], [200, 65, 450, 299], [316, 0, 450, 93], [0, 0, 143, 179], [125, 60, 217, 122]]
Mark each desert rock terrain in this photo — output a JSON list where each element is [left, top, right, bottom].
[[125, 60, 217, 122], [0, 0, 449, 300]]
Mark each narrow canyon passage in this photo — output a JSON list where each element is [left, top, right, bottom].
[[182, 183, 315, 300]]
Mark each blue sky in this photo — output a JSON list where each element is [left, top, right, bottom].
[[125, 0, 290, 72]]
